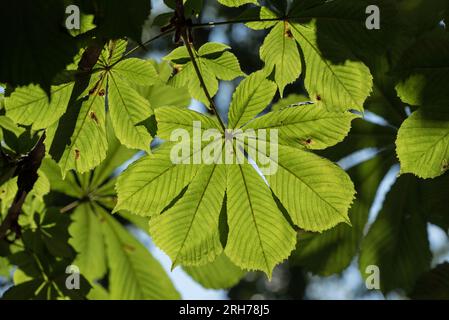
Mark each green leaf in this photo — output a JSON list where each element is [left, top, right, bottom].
[[5, 83, 74, 130], [110, 58, 159, 86], [203, 52, 244, 81], [101, 208, 180, 299], [39, 158, 84, 199], [218, 0, 258, 7], [198, 43, 230, 56], [359, 174, 431, 293], [155, 106, 222, 140], [291, 150, 395, 275], [260, 21, 301, 96], [134, 84, 190, 110], [164, 46, 190, 62], [247, 143, 355, 232], [184, 253, 246, 289], [107, 74, 153, 152], [243, 105, 357, 150], [173, 62, 219, 107], [56, 89, 108, 177], [0, 177, 17, 214], [246, 7, 278, 30], [290, 22, 373, 112], [396, 107, 449, 179], [116, 69, 364, 276], [150, 164, 226, 267], [225, 163, 296, 277], [114, 143, 201, 216], [90, 119, 136, 188], [228, 71, 277, 129], [98, 39, 128, 67], [87, 283, 110, 300], [0, 115, 25, 138], [69, 203, 107, 281]]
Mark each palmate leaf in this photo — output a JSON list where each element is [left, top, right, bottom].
[[166, 42, 243, 107], [396, 107, 449, 179], [116, 70, 356, 276], [359, 174, 431, 294]]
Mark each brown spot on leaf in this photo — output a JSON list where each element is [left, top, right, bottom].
[[173, 64, 183, 75], [442, 160, 448, 172], [284, 21, 293, 38], [75, 149, 80, 160], [98, 89, 105, 96], [90, 111, 99, 124], [123, 243, 135, 253], [301, 138, 313, 147], [316, 95, 322, 101]]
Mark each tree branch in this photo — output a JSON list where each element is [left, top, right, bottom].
[[0, 133, 46, 240]]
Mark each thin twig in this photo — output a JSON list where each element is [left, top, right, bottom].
[[120, 28, 176, 61], [191, 17, 285, 28]]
